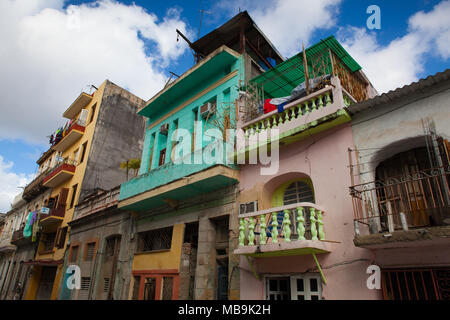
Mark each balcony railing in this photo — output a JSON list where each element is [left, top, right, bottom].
[[238, 202, 326, 247], [52, 119, 86, 152], [242, 86, 335, 139], [22, 168, 50, 200], [42, 158, 77, 187], [74, 187, 120, 220], [350, 166, 450, 233], [41, 204, 66, 221], [11, 227, 27, 244]]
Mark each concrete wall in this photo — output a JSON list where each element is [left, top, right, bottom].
[[129, 184, 240, 300], [238, 123, 380, 300], [60, 207, 133, 300], [81, 81, 146, 200], [351, 82, 450, 185]]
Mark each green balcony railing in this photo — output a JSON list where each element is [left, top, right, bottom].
[[238, 202, 326, 247]]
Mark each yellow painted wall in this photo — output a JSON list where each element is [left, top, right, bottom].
[[30, 81, 108, 299], [132, 223, 185, 271], [24, 266, 41, 300]]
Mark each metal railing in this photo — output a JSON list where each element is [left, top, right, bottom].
[[238, 202, 326, 247], [51, 118, 86, 147], [350, 167, 450, 231]]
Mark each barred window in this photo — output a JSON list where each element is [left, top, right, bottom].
[[138, 227, 173, 252], [283, 181, 314, 205], [162, 277, 174, 300], [85, 242, 96, 261]]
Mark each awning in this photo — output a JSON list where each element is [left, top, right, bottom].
[[249, 36, 362, 98]]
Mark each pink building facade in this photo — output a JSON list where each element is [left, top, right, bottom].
[[233, 38, 380, 299]]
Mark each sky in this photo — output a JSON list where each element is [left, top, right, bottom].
[[0, 0, 449, 212]]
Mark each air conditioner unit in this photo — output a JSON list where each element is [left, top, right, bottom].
[[160, 123, 169, 135], [200, 102, 216, 119], [239, 200, 258, 215]]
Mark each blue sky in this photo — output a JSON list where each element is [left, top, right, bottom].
[[0, 0, 449, 211]]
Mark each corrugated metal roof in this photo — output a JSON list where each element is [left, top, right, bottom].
[[346, 69, 450, 115], [249, 36, 362, 98]]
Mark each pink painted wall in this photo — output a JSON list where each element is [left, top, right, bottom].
[[238, 123, 382, 300]]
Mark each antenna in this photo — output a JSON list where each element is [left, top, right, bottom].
[[197, 0, 211, 40], [197, 8, 211, 40]]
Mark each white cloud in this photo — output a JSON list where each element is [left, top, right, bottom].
[[0, 0, 191, 145], [338, 0, 450, 93], [215, 0, 342, 57], [0, 155, 32, 213], [337, 27, 426, 93]]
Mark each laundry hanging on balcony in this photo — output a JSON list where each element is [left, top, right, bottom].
[[263, 74, 331, 114], [23, 211, 34, 238]]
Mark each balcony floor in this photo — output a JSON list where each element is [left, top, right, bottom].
[[354, 225, 450, 249], [119, 165, 239, 211], [234, 239, 335, 257]]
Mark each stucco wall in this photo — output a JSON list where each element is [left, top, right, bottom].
[[351, 84, 450, 184], [238, 123, 380, 300]]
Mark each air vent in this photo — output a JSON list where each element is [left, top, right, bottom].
[[239, 201, 258, 215], [81, 277, 91, 291], [104, 278, 110, 293]]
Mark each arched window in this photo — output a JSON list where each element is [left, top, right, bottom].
[[283, 181, 314, 205]]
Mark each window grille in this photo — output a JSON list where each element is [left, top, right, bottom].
[[81, 277, 91, 291], [85, 242, 96, 261], [138, 227, 173, 252], [162, 277, 174, 300], [283, 181, 314, 205], [382, 269, 450, 300]]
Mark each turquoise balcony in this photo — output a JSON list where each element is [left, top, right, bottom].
[[119, 143, 239, 211]]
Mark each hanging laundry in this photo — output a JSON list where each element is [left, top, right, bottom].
[[23, 211, 33, 238]]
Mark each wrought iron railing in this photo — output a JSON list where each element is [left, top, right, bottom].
[[350, 167, 450, 231]]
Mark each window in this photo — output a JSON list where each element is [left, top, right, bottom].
[[149, 133, 156, 170], [159, 148, 166, 166], [85, 242, 96, 261], [266, 277, 290, 300], [143, 278, 157, 300], [291, 274, 322, 300], [79, 142, 87, 164], [89, 103, 97, 124], [265, 274, 322, 300], [283, 181, 314, 205], [161, 277, 174, 300], [55, 227, 68, 249], [70, 245, 79, 263], [382, 268, 450, 300], [69, 184, 78, 209], [138, 227, 173, 252], [43, 233, 56, 251], [171, 120, 179, 162], [192, 109, 198, 152]]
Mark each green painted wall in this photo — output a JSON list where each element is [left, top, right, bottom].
[[119, 54, 244, 203]]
